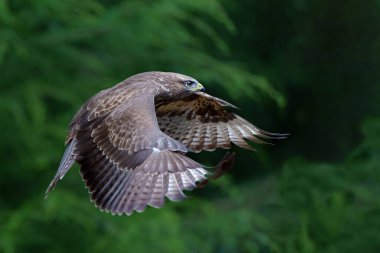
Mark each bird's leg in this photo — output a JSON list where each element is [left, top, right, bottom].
[[197, 152, 236, 188]]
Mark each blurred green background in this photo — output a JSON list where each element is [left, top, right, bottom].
[[1, 0, 380, 252]]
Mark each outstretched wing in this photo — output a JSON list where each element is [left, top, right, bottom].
[[156, 92, 285, 153], [47, 90, 208, 215]]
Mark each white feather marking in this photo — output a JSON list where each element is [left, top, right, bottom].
[[180, 172, 194, 189]]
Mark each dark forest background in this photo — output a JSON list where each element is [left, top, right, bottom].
[[1, 0, 380, 252]]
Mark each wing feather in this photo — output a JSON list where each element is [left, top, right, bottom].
[[156, 92, 282, 152], [46, 86, 207, 215], [78, 140, 207, 215], [45, 139, 77, 197]]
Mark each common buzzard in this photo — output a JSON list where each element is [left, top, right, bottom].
[[46, 72, 285, 215]]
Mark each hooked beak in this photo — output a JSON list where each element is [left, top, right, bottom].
[[196, 83, 205, 92]]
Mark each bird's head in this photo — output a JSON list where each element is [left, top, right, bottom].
[[156, 72, 205, 95], [129, 71, 205, 97]]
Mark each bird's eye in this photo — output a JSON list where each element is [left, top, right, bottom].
[[184, 80, 196, 87]]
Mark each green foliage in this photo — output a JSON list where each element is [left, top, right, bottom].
[[225, 0, 380, 161], [275, 119, 380, 253], [1, 0, 379, 252]]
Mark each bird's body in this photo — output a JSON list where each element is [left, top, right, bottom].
[[46, 71, 284, 215]]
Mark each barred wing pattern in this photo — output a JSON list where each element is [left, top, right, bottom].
[[47, 92, 208, 215], [156, 92, 283, 153]]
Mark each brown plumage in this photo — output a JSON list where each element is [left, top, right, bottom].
[[46, 71, 286, 215]]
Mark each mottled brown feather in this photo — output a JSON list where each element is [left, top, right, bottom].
[[156, 92, 277, 152]]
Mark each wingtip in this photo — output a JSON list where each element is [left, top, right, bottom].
[[257, 129, 290, 140], [44, 178, 59, 199], [44, 185, 53, 199]]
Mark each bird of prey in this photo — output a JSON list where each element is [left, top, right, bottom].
[[46, 71, 285, 215]]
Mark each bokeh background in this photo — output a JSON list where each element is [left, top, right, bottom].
[[1, 0, 380, 252]]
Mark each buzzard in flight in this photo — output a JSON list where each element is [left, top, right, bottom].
[[46, 72, 285, 215]]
